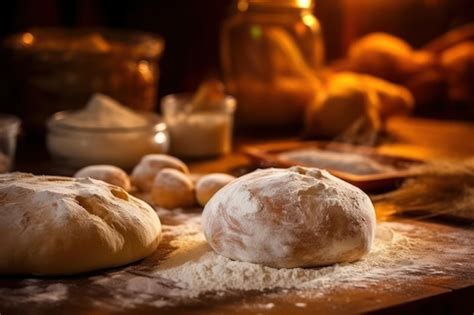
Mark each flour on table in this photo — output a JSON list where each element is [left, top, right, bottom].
[[2, 208, 472, 311], [0, 280, 69, 305], [148, 215, 396, 296], [86, 209, 468, 310]]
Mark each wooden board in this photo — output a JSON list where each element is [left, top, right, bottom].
[[4, 116, 474, 314], [1, 212, 473, 315]]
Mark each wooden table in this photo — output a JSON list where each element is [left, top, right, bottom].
[[2, 117, 474, 315]]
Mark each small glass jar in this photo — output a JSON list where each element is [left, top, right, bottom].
[[161, 93, 236, 158], [220, 0, 324, 128]]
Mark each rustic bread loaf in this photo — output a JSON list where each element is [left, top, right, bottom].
[[0, 173, 162, 275], [151, 168, 196, 209]]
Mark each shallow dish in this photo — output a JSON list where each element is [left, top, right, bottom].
[[47, 111, 169, 170], [241, 141, 424, 191]]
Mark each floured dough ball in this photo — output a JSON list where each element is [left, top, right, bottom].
[[131, 154, 189, 192], [0, 173, 162, 275], [195, 173, 236, 207], [151, 168, 195, 209], [74, 165, 131, 191], [202, 167, 376, 268]]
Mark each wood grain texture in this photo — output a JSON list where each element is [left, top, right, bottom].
[[0, 218, 472, 315], [2, 117, 474, 314]]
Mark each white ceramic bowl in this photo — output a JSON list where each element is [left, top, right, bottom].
[[47, 111, 169, 169]]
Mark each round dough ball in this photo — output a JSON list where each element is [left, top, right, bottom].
[[74, 164, 131, 191], [202, 167, 376, 268], [131, 154, 189, 192], [0, 173, 162, 275], [151, 168, 195, 209], [195, 173, 236, 207]]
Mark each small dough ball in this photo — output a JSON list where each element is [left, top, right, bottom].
[[195, 173, 236, 207], [151, 168, 195, 209], [0, 173, 162, 275], [131, 154, 189, 192], [441, 41, 474, 104], [74, 165, 131, 191], [202, 167, 376, 268]]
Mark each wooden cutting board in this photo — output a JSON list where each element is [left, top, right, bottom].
[[0, 207, 473, 315]]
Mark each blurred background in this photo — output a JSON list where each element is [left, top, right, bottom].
[[1, 0, 474, 174], [0, 0, 473, 101]]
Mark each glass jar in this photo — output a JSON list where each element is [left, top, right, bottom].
[[1, 28, 164, 133], [161, 93, 236, 158], [220, 0, 324, 128]]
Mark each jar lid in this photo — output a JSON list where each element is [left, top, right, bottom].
[[238, 0, 314, 10]]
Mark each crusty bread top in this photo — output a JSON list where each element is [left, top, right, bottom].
[[0, 173, 161, 275]]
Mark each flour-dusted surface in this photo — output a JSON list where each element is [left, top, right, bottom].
[[1, 207, 473, 314]]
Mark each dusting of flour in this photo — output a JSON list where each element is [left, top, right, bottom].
[[2, 208, 471, 312], [147, 214, 404, 297], [84, 208, 466, 310]]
